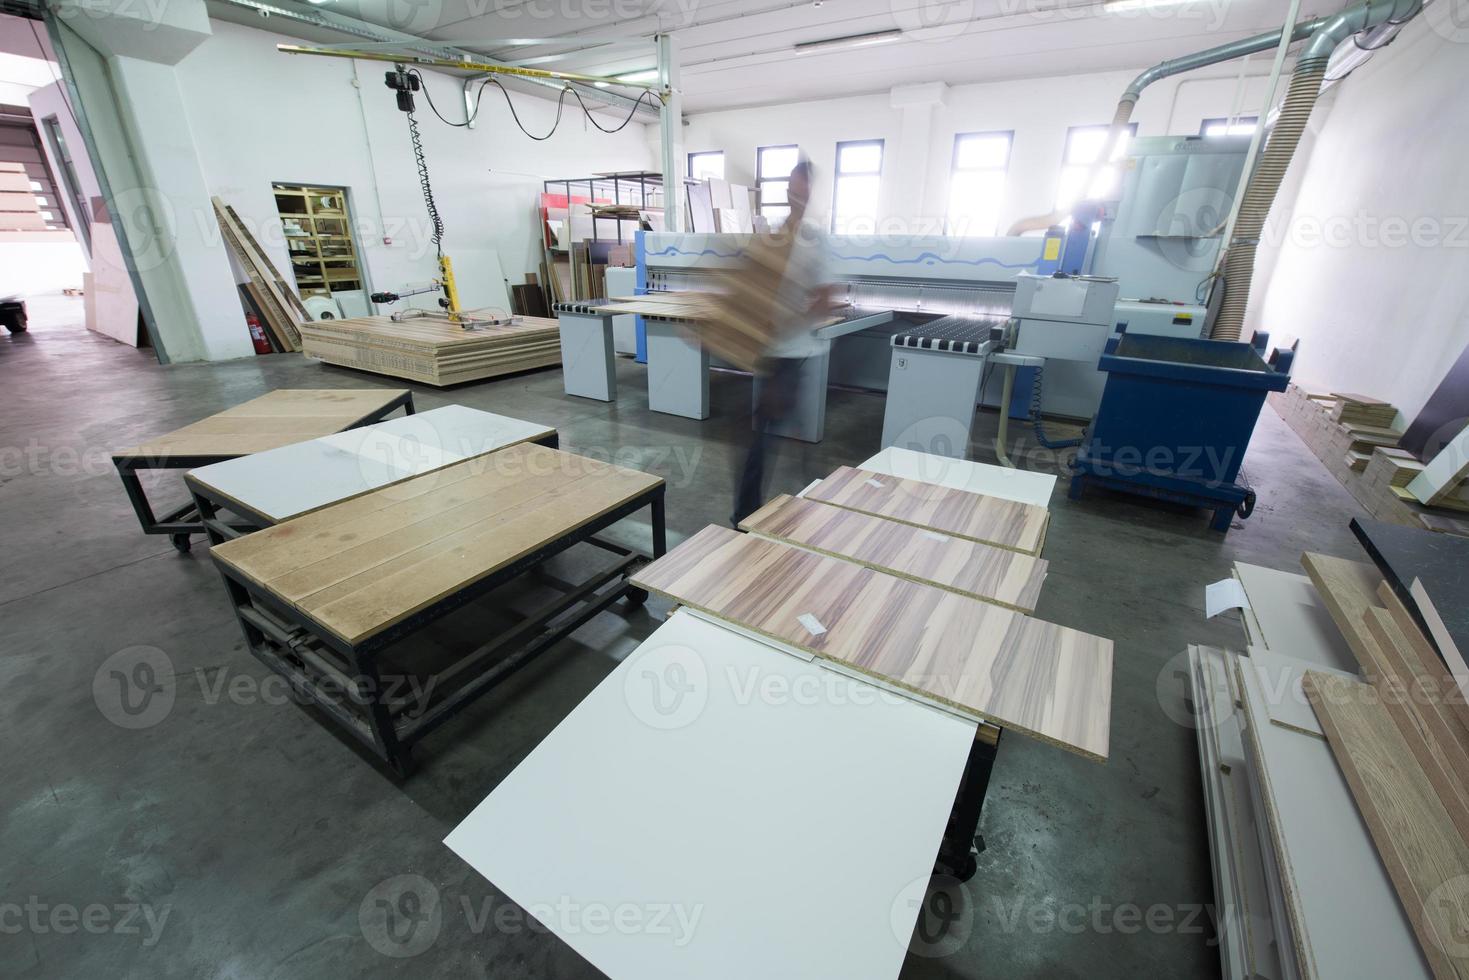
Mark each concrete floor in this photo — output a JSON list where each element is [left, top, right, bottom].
[[0, 295, 1370, 979]]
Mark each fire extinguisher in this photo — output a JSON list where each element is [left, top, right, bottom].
[[246, 313, 272, 355]]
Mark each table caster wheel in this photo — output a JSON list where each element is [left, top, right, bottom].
[[171, 533, 193, 554], [624, 587, 649, 609]]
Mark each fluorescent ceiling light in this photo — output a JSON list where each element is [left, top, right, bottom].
[[793, 29, 903, 53], [615, 68, 659, 83], [594, 81, 610, 88], [1102, 0, 1199, 9]]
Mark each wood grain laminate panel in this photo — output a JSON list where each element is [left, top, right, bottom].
[[116, 388, 410, 460], [1301, 552, 1388, 672], [1305, 671, 1469, 980], [212, 443, 663, 645], [1361, 607, 1469, 841], [299, 316, 562, 386], [1378, 581, 1469, 741], [629, 525, 1112, 760], [740, 494, 1048, 613], [805, 466, 1049, 555]]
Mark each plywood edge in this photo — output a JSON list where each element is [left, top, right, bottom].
[[805, 497, 1043, 556]]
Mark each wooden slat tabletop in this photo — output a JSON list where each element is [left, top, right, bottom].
[[805, 466, 1050, 555], [740, 494, 1048, 613], [212, 443, 663, 646], [115, 388, 409, 461], [630, 525, 1112, 761]]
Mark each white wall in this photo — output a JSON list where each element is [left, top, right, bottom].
[[1247, 19, 1469, 422], [176, 19, 655, 313], [682, 66, 1274, 234]]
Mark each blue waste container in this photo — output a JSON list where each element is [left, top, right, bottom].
[[1069, 333, 1290, 532]]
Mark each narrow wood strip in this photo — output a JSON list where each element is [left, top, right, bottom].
[[1379, 581, 1469, 744], [1301, 552, 1387, 672], [739, 494, 1048, 613], [629, 525, 1112, 761], [805, 466, 1049, 555], [1361, 608, 1469, 842], [1304, 670, 1469, 980]]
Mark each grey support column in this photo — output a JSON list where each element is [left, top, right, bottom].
[[555, 303, 617, 402]]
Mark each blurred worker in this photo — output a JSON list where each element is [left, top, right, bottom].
[[733, 159, 840, 525]]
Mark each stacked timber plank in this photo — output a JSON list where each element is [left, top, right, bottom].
[[213, 197, 306, 352], [299, 314, 561, 387], [1193, 544, 1469, 980], [630, 458, 1111, 761], [1269, 384, 1468, 536]]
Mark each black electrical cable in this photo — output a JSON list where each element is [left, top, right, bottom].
[[409, 68, 660, 139], [403, 100, 445, 259]]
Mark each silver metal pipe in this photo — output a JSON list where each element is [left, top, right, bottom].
[[1121, 16, 1333, 103]]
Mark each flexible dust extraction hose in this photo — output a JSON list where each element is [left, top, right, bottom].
[[1209, 60, 1327, 340], [1210, 0, 1424, 341]]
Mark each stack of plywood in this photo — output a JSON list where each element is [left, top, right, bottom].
[[1331, 392, 1398, 428], [299, 314, 561, 387], [1269, 384, 1468, 536]]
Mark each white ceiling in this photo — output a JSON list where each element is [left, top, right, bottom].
[[314, 0, 1324, 112]]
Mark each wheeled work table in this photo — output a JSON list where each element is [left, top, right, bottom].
[[204, 442, 666, 775], [112, 387, 413, 552]]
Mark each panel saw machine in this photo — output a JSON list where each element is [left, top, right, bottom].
[[628, 133, 1249, 459]]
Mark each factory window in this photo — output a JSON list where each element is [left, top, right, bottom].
[[1200, 116, 1259, 138], [945, 131, 1012, 237], [1055, 123, 1138, 214], [757, 144, 800, 224], [688, 151, 724, 181], [831, 139, 883, 234]]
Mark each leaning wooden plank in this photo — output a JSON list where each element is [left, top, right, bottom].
[[629, 525, 1113, 761], [1304, 670, 1469, 980], [804, 466, 1049, 555], [1300, 552, 1387, 672], [1376, 581, 1469, 745], [215, 205, 298, 351], [739, 494, 1048, 613], [1236, 657, 1433, 980], [224, 203, 312, 320], [212, 198, 302, 348]]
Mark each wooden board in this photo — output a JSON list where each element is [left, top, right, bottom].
[[1409, 424, 1469, 507], [1233, 562, 1357, 670], [1361, 604, 1469, 842], [1304, 671, 1469, 980], [1235, 655, 1433, 980], [299, 314, 561, 387], [186, 405, 555, 523], [445, 609, 979, 980], [857, 446, 1056, 509], [212, 443, 663, 645], [213, 197, 302, 351], [804, 466, 1049, 556], [1190, 646, 1288, 980], [1300, 552, 1387, 672], [740, 494, 1048, 613], [1246, 645, 1357, 739], [113, 388, 409, 462], [629, 525, 1113, 761]]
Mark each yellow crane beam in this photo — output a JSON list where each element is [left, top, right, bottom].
[[275, 44, 666, 100]]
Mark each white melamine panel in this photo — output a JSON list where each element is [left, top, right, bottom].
[[445, 610, 977, 980]]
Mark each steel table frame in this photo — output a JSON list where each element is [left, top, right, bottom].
[[206, 483, 666, 777], [187, 430, 560, 545], [113, 390, 416, 552]]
